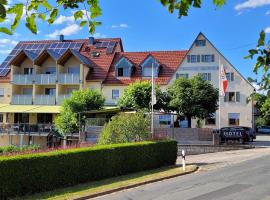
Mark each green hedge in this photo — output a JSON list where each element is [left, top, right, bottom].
[[0, 140, 177, 198]]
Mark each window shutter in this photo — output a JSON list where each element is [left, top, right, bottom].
[[231, 73, 234, 81], [236, 92, 240, 102], [208, 73, 211, 81], [211, 55, 215, 62], [197, 55, 200, 62], [187, 55, 191, 63], [224, 92, 229, 102]]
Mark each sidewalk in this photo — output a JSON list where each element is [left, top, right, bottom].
[[177, 147, 270, 171]]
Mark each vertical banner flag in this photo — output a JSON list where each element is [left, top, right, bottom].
[[220, 64, 228, 96], [152, 63, 157, 105]]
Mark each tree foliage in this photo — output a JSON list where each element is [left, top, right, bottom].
[[246, 31, 270, 91], [118, 81, 171, 111], [257, 98, 270, 126], [98, 111, 150, 145], [55, 89, 105, 135], [0, 0, 102, 35], [168, 75, 219, 127]]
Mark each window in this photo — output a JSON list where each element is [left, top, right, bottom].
[[159, 115, 171, 125], [228, 113, 240, 126], [115, 57, 133, 77], [0, 114, 3, 123], [22, 88, 32, 95], [14, 113, 29, 123], [45, 67, 56, 74], [205, 113, 216, 125], [0, 88, 4, 97], [142, 67, 158, 77], [224, 92, 240, 102], [117, 68, 124, 77], [68, 67, 80, 74], [37, 113, 53, 124], [195, 40, 206, 46], [45, 88, 56, 95], [199, 73, 211, 81], [226, 72, 234, 81], [201, 55, 215, 62], [24, 68, 33, 75], [187, 55, 200, 63], [141, 56, 160, 77], [112, 89, 120, 99], [176, 73, 189, 79]]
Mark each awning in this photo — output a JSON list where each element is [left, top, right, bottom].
[[0, 104, 61, 114], [26, 106, 61, 114]]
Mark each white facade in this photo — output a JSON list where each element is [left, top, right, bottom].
[[168, 33, 255, 128]]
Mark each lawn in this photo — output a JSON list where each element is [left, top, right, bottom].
[[15, 165, 197, 200]]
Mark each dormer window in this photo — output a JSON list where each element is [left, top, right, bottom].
[[195, 39, 206, 46], [141, 55, 160, 77], [115, 57, 133, 77]]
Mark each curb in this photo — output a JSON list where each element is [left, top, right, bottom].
[[75, 166, 199, 200]]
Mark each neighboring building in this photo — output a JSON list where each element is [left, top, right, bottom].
[[0, 33, 255, 147]]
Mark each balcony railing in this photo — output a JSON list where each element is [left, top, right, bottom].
[[12, 74, 33, 85], [11, 95, 33, 105], [34, 95, 56, 105], [35, 74, 56, 85], [57, 94, 71, 105], [0, 123, 54, 135], [58, 73, 80, 84]]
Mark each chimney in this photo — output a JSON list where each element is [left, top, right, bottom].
[[89, 37, 94, 45], [60, 34, 64, 42]]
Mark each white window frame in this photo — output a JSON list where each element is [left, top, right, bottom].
[[226, 72, 234, 82], [205, 113, 216, 125], [199, 73, 211, 81], [176, 73, 189, 79], [112, 89, 120, 99], [201, 54, 215, 62], [187, 55, 200, 63], [228, 113, 240, 126], [224, 92, 240, 103], [195, 40, 206, 47]]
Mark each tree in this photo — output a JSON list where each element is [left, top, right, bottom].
[[0, 1, 226, 35], [257, 98, 270, 126], [168, 75, 219, 128], [118, 81, 171, 111], [98, 111, 150, 145], [55, 89, 105, 146]]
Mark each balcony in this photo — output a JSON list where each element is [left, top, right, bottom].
[[58, 74, 80, 85], [12, 74, 33, 85], [34, 95, 56, 105], [35, 74, 56, 85], [11, 95, 33, 105], [0, 123, 53, 136], [57, 94, 71, 105]]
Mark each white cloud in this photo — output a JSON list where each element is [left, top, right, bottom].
[[46, 24, 82, 38], [53, 15, 75, 25], [266, 10, 270, 15], [265, 27, 270, 33], [111, 23, 128, 28], [93, 32, 107, 38], [235, 0, 270, 11], [0, 49, 12, 54], [0, 39, 17, 46]]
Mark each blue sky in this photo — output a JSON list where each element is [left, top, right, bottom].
[[0, 0, 270, 80]]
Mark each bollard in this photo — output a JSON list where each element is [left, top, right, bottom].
[[181, 149, 186, 172]]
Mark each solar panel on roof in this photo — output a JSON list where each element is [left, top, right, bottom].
[[0, 41, 84, 76]]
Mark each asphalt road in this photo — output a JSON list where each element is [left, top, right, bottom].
[[94, 153, 270, 200]]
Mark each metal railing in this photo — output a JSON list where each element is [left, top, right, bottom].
[[58, 73, 80, 84], [12, 74, 33, 85], [35, 74, 56, 85], [11, 95, 33, 105], [0, 123, 54, 135], [34, 95, 56, 105]]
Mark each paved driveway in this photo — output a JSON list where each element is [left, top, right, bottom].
[[253, 134, 270, 147]]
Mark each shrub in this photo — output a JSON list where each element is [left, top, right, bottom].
[[0, 145, 40, 154], [98, 111, 150, 145], [0, 140, 177, 198]]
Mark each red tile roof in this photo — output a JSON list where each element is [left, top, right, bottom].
[[103, 50, 188, 85]]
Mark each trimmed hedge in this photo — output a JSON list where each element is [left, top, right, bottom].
[[0, 140, 177, 197]]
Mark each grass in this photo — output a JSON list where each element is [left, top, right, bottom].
[[14, 165, 197, 200]]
